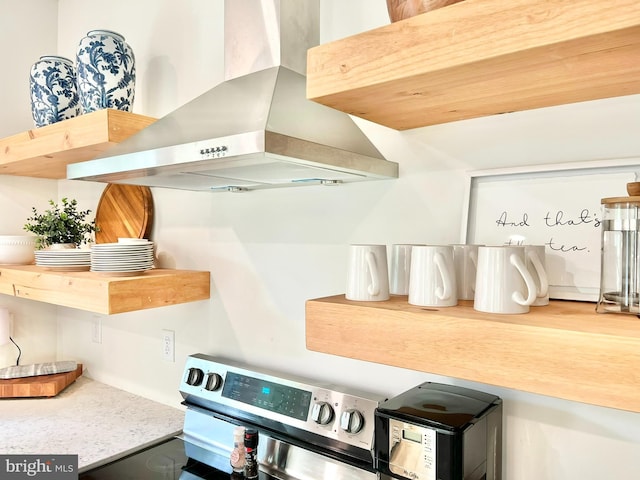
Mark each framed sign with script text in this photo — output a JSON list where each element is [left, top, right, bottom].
[[463, 159, 640, 301]]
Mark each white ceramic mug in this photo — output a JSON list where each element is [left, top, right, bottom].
[[452, 244, 480, 301], [525, 245, 549, 306], [346, 244, 390, 301], [389, 244, 421, 295], [408, 245, 457, 307], [474, 245, 537, 314]]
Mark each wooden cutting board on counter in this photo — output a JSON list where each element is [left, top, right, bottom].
[[95, 184, 154, 243], [0, 364, 83, 398]]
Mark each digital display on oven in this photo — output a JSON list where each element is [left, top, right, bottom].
[[222, 372, 313, 420]]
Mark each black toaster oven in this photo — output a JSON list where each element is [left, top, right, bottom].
[[375, 382, 502, 480]]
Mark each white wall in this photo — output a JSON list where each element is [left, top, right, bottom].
[[1, 1, 639, 478], [0, 0, 60, 367]]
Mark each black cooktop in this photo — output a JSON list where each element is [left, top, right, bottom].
[[79, 437, 274, 480]]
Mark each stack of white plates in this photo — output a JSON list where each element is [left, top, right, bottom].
[[35, 249, 91, 271], [90, 241, 154, 276]]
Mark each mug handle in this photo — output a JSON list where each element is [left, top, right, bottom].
[[510, 253, 537, 306], [366, 251, 380, 296], [434, 252, 453, 300], [527, 250, 549, 297], [469, 250, 478, 294]]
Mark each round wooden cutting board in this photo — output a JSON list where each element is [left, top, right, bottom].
[[95, 184, 154, 244]]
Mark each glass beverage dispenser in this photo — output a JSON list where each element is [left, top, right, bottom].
[[597, 182, 640, 314]]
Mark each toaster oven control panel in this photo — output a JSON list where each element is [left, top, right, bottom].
[[388, 418, 436, 480]]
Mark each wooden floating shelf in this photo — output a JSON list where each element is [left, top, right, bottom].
[[305, 295, 640, 413], [306, 0, 640, 130], [0, 266, 210, 314], [0, 109, 156, 179]]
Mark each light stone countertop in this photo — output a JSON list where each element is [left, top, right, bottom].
[[0, 376, 184, 472]]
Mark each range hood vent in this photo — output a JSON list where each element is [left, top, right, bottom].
[[66, 0, 398, 191]]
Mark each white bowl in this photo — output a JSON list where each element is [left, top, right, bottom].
[[0, 235, 37, 265]]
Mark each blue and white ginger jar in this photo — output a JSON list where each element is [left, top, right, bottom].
[[76, 29, 136, 113], [29, 56, 81, 127]]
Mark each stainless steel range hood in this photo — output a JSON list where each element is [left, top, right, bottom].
[[66, 0, 398, 191]]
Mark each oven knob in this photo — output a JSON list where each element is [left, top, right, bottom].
[[186, 367, 204, 386], [340, 409, 365, 434], [311, 401, 334, 425], [205, 372, 223, 391]]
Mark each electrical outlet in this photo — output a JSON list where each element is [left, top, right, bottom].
[[162, 329, 175, 362], [91, 317, 102, 344]]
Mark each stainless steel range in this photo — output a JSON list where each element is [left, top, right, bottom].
[[80, 353, 385, 479]]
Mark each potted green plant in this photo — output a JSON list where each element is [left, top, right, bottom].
[[24, 198, 97, 249]]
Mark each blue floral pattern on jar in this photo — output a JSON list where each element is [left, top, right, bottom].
[[29, 56, 81, 127], [76, 29, 136, 113]]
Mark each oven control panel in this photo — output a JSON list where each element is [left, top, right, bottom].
[[180, 353, 384, 451]]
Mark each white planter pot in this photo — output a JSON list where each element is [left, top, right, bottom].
[[47, 243, 78, 250]]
